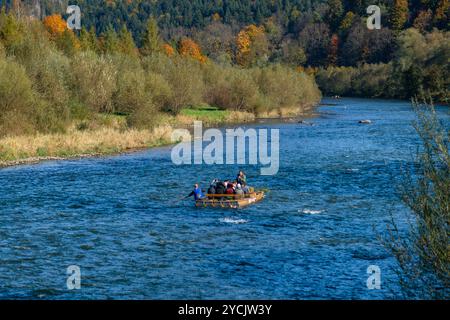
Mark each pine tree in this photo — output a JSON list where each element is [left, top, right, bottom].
[[118, 25, 137, 56], [79, 27, 99, 52], [141, 17, 160, 56], [102, 25, 120, 54]]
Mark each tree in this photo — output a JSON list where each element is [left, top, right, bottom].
[[55, 28, 80, 56], [79, 27, 99, 52], [0, 9, 24, 50], [434, 0, 449, 29], [194, 21, 234, 62], [383, 100, 449, 299], [43, 14, 67, 36], [141, 17, 161, 56], [413, 10, 433, 32], [118, 25, 138, 56], [390, 0, 409, 31], [328, 34, 339, 66], [178, 38, 207, 63], [326, 0, 344, 31], [0, 58, 36, 137], [236, 24, 269, 67], [102, 26, 120, 54], [162, 43, 175, 57], [298, 23, 330, 67], [339, 11, 355, 32], [281, 39, 307, 67]]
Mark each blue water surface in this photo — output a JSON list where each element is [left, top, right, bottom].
[[0, 98, 448, 299]]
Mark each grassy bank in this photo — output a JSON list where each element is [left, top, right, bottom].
[[0, 108, 258, 167]]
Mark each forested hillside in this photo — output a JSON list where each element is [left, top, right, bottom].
[[0, 0, 449, 109], [4, 0, 448, 102]]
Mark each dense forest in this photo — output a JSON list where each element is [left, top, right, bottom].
[[6, 0, 449, 101], [0, 0, 449, 139]]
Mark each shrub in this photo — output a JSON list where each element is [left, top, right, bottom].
[[142, 54, 204, 114], [114, 68, 147, 114], [0, 59, 36, 137], [71, 52, 117, 113], [126, 103, 159, 129], [145, 72, 172, 111]]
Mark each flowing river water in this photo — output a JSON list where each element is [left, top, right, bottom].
[[1, 98, 448, 299]]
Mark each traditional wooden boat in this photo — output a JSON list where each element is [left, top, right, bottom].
[[195, 191, 265, 209], [195, 191, 264, 209]]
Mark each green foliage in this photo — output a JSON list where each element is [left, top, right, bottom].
[[383, 100, 449, 299], [141, 17, 161, 56], [394, 29, 450, 102], [390, 0, 410, 31], [0, 9, 24, 53], [0, 0, 447, 140], [254, 65, 321, 112], [316, 29, 449, 102], [145, 72, 172, 111], [70, 52, 117, 113], [117, 25, 137, 56], [0, 58, 36, 137]]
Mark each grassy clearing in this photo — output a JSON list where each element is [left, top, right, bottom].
[[0, 107, 256, 165]]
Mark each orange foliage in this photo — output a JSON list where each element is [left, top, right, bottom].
[[162, 43, 175, 57], [328, 34, 339, 66], [43, 14, 68, 36], [236, 25, 266, 66], [178, 38, 207, 63]]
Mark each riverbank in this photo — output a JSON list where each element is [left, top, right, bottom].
[[1, 105, 316, 168]]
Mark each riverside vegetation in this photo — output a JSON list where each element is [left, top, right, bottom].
[[0, 11, 320, 164]]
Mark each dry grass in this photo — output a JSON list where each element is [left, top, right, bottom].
[[0, 109, 255, 165], [0, 125, 174, 164], [257, 105, 316, 118], [0, 106, 295, 166]]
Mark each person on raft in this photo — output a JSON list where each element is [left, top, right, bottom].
[[187, 184, 206, 200], [193, 172, 251, 201], [237, 171, 247, 186]]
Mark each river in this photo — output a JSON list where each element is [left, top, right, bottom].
[[0, 98, 448, 299]]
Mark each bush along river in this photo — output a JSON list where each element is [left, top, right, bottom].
[[1, 98, 448, 299]]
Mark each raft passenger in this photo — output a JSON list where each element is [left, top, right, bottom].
[[187, 184, 205, 201]]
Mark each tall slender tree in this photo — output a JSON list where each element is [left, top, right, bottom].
[[141, 16, 161, 56]]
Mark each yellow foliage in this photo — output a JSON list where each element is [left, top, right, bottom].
[[179, 38, 207, 63], [43, 14, 68, 36], [162, 43, 175, 57], [236, 25, 266, 66]]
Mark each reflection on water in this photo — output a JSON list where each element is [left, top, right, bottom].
[[0, 98, 448, 299]]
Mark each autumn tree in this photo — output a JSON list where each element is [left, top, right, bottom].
[[339, 11, 355, 32], [236, 24, 269, 67], [413, 10, 433, 32], [328, 34, 339, 66], [178, 38, 207, 63], [281, 39, 307, 67], [390, 0, 409, 31], [434, 0, 449, 29], [43, 14, 67, 37], [56, 29, 80, 56], [162, 43, 175, 57]]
